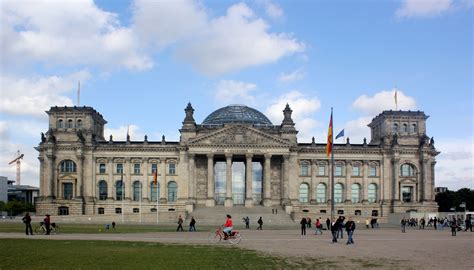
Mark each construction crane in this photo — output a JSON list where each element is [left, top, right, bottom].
[[8, 150, 24, 186]]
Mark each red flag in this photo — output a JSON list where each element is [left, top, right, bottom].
[[326, 111, 333, 156], [153, 170, 157, 185]]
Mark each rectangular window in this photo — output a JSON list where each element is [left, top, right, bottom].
[[63, 183, 73, 200], [370, 165, 377, 177], [116, 163, 123, 174], [168, 163, 176, 175], [134, 163, 140, 174], [335, 165, 343, 176], [318, 165, 325, 176], [352, 166, 360, 176], [151, 163, 158, 174], [99, 163, 106, 174]]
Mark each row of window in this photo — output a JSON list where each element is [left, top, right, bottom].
[[298, 183, 378, 204], [392, 123, 417, 134], [57, 119, 82, 129], [98, 180, 178, 202]]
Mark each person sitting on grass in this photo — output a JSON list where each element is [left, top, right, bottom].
[[223, 214, 233, 240]]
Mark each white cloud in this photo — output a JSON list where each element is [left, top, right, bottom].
[[176, 2, 304, 75], [278, 68, 305, 83], [265, 91, 321, 141], [396, 0, 453, 17], [351, 89, 417, 116], [215, 80, 257, 105], [104, 124, 144, 141], [0, 71, 90, 117], [435, 137, 474, 190], [2, 0, 153, 71]]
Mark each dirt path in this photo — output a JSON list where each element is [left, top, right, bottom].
[[1, 228, 472, 269]]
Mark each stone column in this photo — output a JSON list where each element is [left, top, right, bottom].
[[310, 159, 317, 203], [143, 158, 149, 202], [159, 158, 167, 203], [108, 158, 114, 200], [281, 155, 290, 205], [263, 153, 272, 206], [188, 153, 196, 203], [206, 154, 215, 207], [362, 160, 369, 202], [245, 153, 253, 207], [345, 161, 351, 203], [225, 154, 233, 207], [125, 158, 131, 200]]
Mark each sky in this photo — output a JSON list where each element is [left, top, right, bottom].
[[0, 0, 473, 191]]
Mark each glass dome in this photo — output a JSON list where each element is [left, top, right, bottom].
[[202, 105, 273, 125]]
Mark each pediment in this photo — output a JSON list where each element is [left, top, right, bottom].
[[188, 125, 290, 147]]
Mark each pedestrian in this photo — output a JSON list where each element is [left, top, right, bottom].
[[345, 217, 356, 245], [112, 221, 116, 230], [300, 217, 307, 235], [365, 218, 370, 229], [257, 216, 263, 230], [176, 215, 184, 231], [315, 218, 322, 235], [189, 216, 197, 232], [44, 214, 51, 235], [22, 212, 33, 235], [330, 218, 338, 243], [242, 216, 250, 229], [326, 218, 331, 230], [400, 217, 407, 233]]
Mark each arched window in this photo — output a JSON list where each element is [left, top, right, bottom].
[[351, 183, 361, 203], [402, 124, 408, 133], [401, 164, 415, 176], [300, 161, 310, 176], [334, 183, 343, 203], [392, 123, 398, 134], [133, 181, 142, 201], [368, 183, 377, 203], [410, 124, 417, 133], [116, 181, 124, 201], [168, 181, 177, 202], [58, 119, 64, 128], [60, 160, 77, 172], [316, 183, 326, 203], [67, 119, 73, 128], [150, 182, 160, 202], [76, 119, 83, 128], [98, 180, 107, 200], [299, 183, 309, 203]]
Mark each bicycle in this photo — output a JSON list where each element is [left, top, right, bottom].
[[208, 227, 241, 245], [35, 222, 60, 235]]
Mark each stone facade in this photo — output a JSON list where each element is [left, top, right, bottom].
[[35, 104, 439, 220]]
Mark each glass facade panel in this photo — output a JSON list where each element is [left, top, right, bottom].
[[316, 183, 326, 203], [299, 183, 309, 203], [214, 161, 226, 205], [232, 162, 245, 205], [252, 162, 263, 204], [334, 183, 343, 203]]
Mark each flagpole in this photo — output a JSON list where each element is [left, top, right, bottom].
[[330, 107, 335, 223]]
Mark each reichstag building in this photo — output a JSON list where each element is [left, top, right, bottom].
[[35, 103, 439, 220]]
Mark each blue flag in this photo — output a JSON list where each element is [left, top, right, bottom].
[[335, 129, 344, 139]]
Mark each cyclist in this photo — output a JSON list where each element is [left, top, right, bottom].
[[223, 214, 233, 240]]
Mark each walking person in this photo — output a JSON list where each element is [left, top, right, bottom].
[[345, 217, 356, 245], [330, 218, 338, 243], [189, 216, 197, 232], [23, 212, 33, 235], [257, 217, 263, 230], [176, 215, 184, 231], [44, 214, 51, 235], [401, 217, 407, 233], [300, 217, 307, 235]]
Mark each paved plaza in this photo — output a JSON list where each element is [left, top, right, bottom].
[[1, 227, 472, 269]]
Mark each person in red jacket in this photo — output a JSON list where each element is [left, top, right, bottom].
[[223, 214, 233, 240]]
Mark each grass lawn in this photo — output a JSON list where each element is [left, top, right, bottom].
[[0, 239, 319, 269]]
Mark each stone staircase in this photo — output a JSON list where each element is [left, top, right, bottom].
[[188, 205, 296, 227]]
